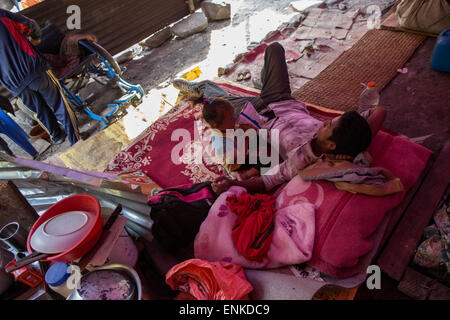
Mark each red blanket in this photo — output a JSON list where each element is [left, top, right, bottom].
[[106, 100, 223, 188]]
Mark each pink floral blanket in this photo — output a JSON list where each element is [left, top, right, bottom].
[[194, 186, 316, 269]]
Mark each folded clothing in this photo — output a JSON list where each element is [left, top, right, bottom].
[[227, 193, 276, 262], [299, 159, 405, 197], [301, 165, 386, 185], [414, 199, 449, 272]]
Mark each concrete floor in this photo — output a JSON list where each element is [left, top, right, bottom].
[[381, 36, 450, 154]]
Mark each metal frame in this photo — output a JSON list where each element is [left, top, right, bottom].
[[60, 41, 144, 129]]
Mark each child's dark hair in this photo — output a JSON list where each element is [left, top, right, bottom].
[[329, 111, 372, 157], [188, 94, 233, 127]]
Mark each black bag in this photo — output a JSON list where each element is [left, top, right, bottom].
[[149, 182, 217, 252]]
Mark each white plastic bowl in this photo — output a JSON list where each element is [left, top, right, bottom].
[[30, 211, 96, 254]]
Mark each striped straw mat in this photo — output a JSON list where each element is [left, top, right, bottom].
[[292, 29, 426, 112]]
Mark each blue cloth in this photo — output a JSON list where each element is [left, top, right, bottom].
[[211, 133, 232, 160], [0, 107, 37, 157]]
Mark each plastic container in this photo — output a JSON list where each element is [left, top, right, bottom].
[[45, 262, 73, 298], [27, 194, 102, 263], [431, 28, 450, 72], [358, 81, 380, 113]]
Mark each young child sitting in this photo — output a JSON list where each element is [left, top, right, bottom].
[[189, 94, 270, 180]]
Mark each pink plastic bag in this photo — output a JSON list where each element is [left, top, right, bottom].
[[165, 259, 253, 300]]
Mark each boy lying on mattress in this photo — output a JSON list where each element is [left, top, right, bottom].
[[208, 105, 405, 196], [174, 42, 402, 197]]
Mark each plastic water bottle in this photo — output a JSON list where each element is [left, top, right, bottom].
[[358, 82, 380, 113]]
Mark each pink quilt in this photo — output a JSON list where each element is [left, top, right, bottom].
[[194, 186, 316, 269]]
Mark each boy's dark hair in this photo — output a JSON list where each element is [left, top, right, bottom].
[[329, 111, 372, 157], [189, 94, 233, 127]]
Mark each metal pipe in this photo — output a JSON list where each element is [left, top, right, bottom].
[[125, 220, 153, 243], [18, 184, 75, 196], [0, 161, 22, 168], [124, 226, 141, 241], [32, 204, 54, 216], [0, 169, 43, 180], [99, 199, 153, 229], [25, 193, 76, 207], [77, 183, 148, 204], [98, 193, 150, 216]]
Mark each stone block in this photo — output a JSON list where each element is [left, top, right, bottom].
[[142, 27, 173, 48], [172, 12, 209, 39], [201, 1, 231, 21]]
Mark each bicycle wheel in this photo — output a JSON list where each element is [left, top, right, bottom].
[[80, 40, 122, 78]]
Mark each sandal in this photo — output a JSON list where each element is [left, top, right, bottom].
[[243, 70, 251, 81]]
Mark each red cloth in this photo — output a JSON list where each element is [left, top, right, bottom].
[[226, 193, 276, 262], [165, 259, 253, 300]]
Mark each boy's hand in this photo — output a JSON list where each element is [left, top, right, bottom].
[[212, 176, 233, 195], [232, 168, 260, 181], [325, 153, 353, 161]]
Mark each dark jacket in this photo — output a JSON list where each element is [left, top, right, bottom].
[[0, 9, 48, 97]]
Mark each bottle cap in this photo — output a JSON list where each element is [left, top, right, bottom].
[[45, 262, 70, 287], [367, 81, 376, 88]]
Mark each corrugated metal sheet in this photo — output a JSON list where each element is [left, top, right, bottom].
[[21, 0, 203, 55], [1, 0, 203, 97]]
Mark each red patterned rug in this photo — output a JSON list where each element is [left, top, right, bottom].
[[106, 82, 342, 189]]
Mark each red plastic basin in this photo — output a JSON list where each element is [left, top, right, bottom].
[[27, 194, 103, 263]]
